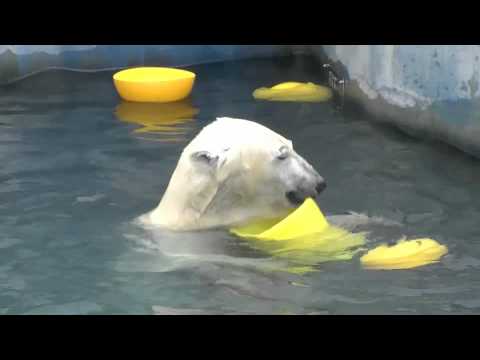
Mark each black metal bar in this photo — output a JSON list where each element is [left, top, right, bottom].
[[322, 63, 346, 111]]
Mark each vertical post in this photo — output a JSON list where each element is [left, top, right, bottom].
[[339, 80, 345, 109], [322, 63, 346, 111]]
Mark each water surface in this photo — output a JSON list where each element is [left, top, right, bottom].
[[1, 56, 480, 314]]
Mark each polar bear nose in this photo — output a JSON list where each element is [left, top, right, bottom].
[[315, 180, 327, 194]]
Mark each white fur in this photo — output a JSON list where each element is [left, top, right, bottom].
[[140, 117, 323, 231]]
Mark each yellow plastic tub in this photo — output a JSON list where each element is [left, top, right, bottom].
[[231, 198, 329, 240], [230, 198, 367, 273], [113, 67, 196, 103]]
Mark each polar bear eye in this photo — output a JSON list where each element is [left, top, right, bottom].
[[191, 151, 219, 166], [277, 146, 290, 160]]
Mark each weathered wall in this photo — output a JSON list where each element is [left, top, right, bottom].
[[310, 45, 480, 157], [3, 44, 480, 157], [0, 45, 293, 84]]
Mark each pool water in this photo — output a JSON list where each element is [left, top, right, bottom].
[[2, 56, 480, 314]]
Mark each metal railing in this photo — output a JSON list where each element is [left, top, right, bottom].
[[323, 63, 346, 110]]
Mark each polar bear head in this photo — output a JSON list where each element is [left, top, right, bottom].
[[148, 117, 326, 231]]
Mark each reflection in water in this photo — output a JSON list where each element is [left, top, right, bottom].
[[114, 99, 199, 142]]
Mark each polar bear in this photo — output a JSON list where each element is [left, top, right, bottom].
[[140, 117, 327, 231]]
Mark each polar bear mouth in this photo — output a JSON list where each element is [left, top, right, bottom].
[[286, 181, 327, 206], [286, 191, 308, 206]]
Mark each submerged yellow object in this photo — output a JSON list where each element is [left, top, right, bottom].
[[253, 82, 333, 102], [113, 67, 196, 103], [231, 198, 328, 240], [114, 100, 199, 134], [231, 198, 367, 273], [230, 198, 448, 274], [360, 238, 448, 270]]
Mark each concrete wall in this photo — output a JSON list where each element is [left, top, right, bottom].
[[310, 45, 480, 157], [0, 45, 293, 84], [2, 44, 480, 158]]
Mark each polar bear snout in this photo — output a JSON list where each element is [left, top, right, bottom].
[[285, 176, 326, 206], [316, 179, 327, 194], [281, 152, 327, 206]]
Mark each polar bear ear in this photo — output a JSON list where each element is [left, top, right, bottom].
[[191, 151, 219, 166]]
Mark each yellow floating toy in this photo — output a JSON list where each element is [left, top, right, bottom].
[[231, 197, 328, 240], [231, 198, 367, 273], [253, 82, 333, 102], [115, 100, 199, 134], [360, 238, 448, 270], [231, 198, 448, 274], [113, 67, 196, 103]]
